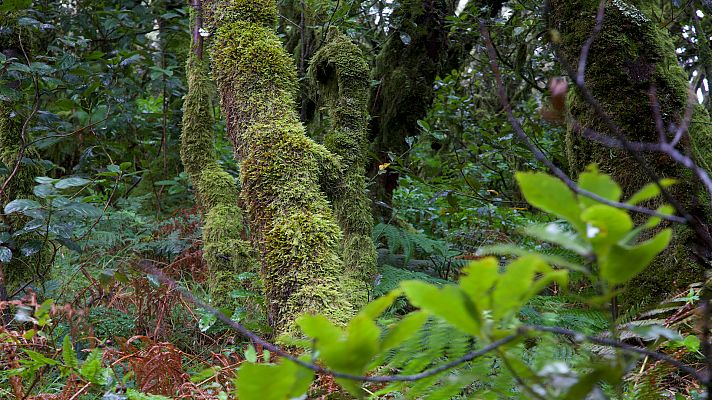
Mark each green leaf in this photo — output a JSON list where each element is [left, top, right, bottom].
[[492, 255, 542, 319], [521, 223, 591, 255], [244, 345, 258, 363], [24, 349, 60, 366], [600, 229, 672, 284], [459, 257, 498, 308], [580, 205, 632, 250], [515, 172, 584, 232], [578, 164, 622, 208], [33, 183, 57, 198], [62, 335, 78, 370], [198, 309, 217, 332], [55, 177, 91, 189], [297, 314, 341, 347], [4, 199, 41, 214], [401, 281, 480, 335], [0, 246, 12, 263], [35, 176, 57, 184], [63, 202, 102, 218], [236, 359, 314, 400], [626, 178, 676, 206], [642, 204, 674, 230], [359, 289, 401, 319], [380, 311, 428, 352]]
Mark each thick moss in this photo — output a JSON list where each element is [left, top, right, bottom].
[[309, 30, 377, 307], [549, 0, 711, 307], [211, 0, 356, 335], [179, 17, 257, 311]]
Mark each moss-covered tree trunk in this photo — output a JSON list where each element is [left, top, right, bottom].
[[208, 0, 360, 335], [309, 30, 378, 304], [549, 0, 712, 306], [368, 0, 457, 219], [367, 0, 506, 219], [180, 5, 256, 309]]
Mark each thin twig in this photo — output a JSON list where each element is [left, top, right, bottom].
[[478, 21, 685, 223]]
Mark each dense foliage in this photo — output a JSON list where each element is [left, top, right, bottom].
[[2, 0, 712, 399]]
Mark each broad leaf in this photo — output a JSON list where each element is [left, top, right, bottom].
[[0, 246, 11, 263], [626, 178, 676, 206], [55, 177, 91, 189], [601, 229, 672, 284], [515, 172, 584, 232], [236, 359, 314, 400], [4, 199, 41, 215], [380, 311, 428, 352], [578, 164, 622, 208], [401, 281, 480, 335]]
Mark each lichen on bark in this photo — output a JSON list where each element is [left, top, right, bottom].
[[309, 29, 378, 307], [209, 0, 357, 335], [549, 0, 712, 307]]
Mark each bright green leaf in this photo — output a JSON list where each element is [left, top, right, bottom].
[[401, 281, 480, 335], [380, 311, 428, 352], [236, 359, 314, 400], [578, 164, 622, 208], [515, 172, 584, 232], [62, 335, 79, 370], [601, 229, 672, 284]]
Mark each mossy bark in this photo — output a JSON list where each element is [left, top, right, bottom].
[[368, 0, 457, 218], [180, 9, 257, 310], [549, 0, 712, 307], [209, 0, 357, 335], [309, 30, 378, 306]]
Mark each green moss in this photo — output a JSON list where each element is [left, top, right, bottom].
[[211, 0, 357, 335], [550, 0, 709, 307], [368, 0, 456, 217], [309, 30, 377, 308], [180, 12, 258, 316]]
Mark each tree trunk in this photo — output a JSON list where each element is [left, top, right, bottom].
[[309, 30, 379, 305], [180, 4, 257, 312], [548, 0, 712, 307], [368, 0, 456, 219], [209, 0, 358, 336]]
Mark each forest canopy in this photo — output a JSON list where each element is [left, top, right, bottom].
[[2, 0, 712, 398]]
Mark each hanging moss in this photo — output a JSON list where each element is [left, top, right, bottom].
[[549, 0, 712, 307], [308, 30, 377, 307], [210, 0, 356, 336], [179, 12, 257, 312]]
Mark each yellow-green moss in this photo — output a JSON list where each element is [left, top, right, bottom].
[[309, 30, 377, 308], [550, 0, 710, 307], [180, 13, 258, 313], [211, 0, 356, 336]]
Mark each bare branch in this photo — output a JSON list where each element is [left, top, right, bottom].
[[479, 21, 685, 224]]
